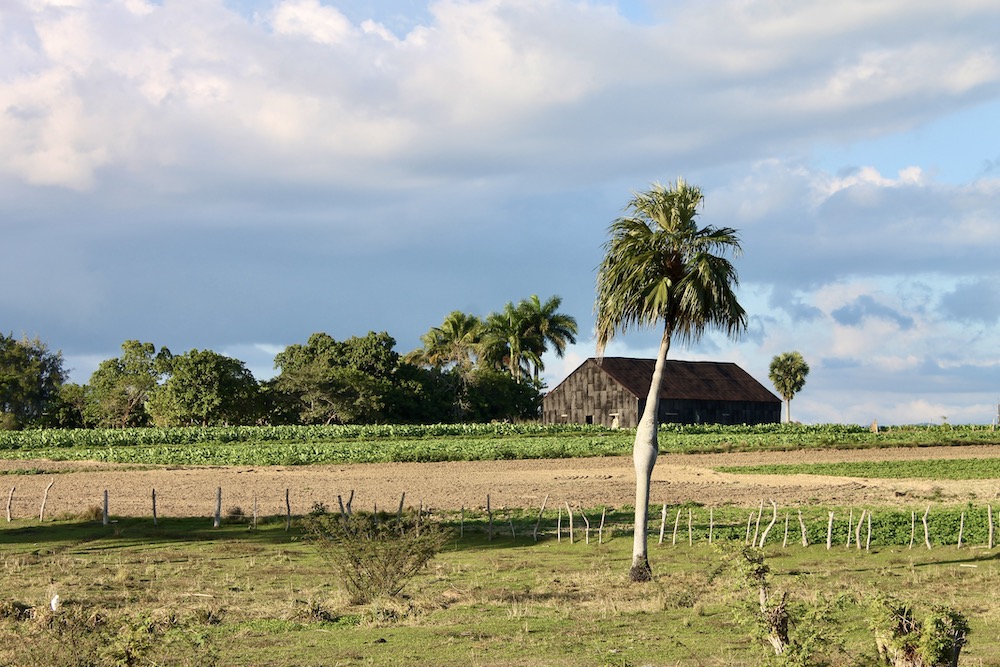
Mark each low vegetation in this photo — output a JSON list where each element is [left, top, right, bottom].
[[2, 423, 998, 467], [0, 511, 995, 666]]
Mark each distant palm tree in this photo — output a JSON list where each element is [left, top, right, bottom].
[[408, 311, 482, 370], [595, 179, 746, 581], [481, 302, 533, 382], [518, 294, 579, 383], [769, 351, 809, 423]]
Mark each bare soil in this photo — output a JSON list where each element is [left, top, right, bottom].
[[3, 445, 999, 520]]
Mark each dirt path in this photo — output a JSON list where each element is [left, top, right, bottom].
[[3, 445, 999, 520]]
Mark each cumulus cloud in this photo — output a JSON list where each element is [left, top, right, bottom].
[[4, 0, 1000, 425]]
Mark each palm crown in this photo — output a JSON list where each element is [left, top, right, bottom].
[[595, 179, 746, 354]]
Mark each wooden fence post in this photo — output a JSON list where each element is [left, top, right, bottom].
[[152, 488, 158, 527], [39, 480, 53, 522], [285, 489, 291, 531], [103, 490, 109, 526], [752, 499, 764, 546], [759, 501, 778, 547], [922, 505, 931, 549], [582, 511, 590, 545], [798, 510, 808, 546], [688, 509, 693, 547], [708, 507, 714, 545], [826, 511, 834, 550], [533, 495, 548, 542], [557, 506, 562, 542], [214, 487, 222, 528], [989, 505, 995, 549], [599, 507, 606, 545], [658, 503, 667, 545], [671, 508, 681, 546], [6, 486, 14, 522], [846, 509, 854, 548], [909, 511, 915, 548], [487, 494, 494, 541], [565, 502, 574, 544], [957, 512, 965, 548]]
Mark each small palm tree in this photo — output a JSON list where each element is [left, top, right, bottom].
[[768, 351, 809, 422], [595, 179, 746, 581], [415, 311, 483, 371], [518, 294, 579, 383]]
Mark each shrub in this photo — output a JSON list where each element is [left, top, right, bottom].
[[302, 512, 451, 605], [869, 594, 970, 667]]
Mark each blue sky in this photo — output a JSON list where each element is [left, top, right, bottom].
[[3, 0, 1000, 425]]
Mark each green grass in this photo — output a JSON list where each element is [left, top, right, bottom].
[[1, 507, 999, 666], [716, 457, 1000, 480]]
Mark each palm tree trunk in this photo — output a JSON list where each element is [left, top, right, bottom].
[[630, 324, 671, 582]]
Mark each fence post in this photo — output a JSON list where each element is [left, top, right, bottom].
[[214, 487, 222, 528], [922, 505, 931, 549], [39, 480, 53, 522], [103, 490, 109, 526], [6, 486, 14, 522], [989, 505, 995, 549], [533, 495, 548, 542]]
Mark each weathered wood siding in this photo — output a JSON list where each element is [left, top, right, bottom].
[[543, 357, 781, 427], [542, 359, 640, 428], [650, 398, 780, 426]]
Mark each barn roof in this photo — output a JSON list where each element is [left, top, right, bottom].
[[568, 357, 779, 403]]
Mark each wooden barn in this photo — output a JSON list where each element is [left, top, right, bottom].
[[542, 357, 780, 428]]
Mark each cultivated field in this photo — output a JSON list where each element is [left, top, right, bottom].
[[2, 444, 999, 519]]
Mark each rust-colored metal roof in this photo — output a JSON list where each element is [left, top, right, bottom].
[[589, 357, 779, 403]]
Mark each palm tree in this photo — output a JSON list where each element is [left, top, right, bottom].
[[518, 294, 579, 383], [595, 179, 746, 582], [407, 311, 483, 371], [768, 351, 809, 423], [481, 302, 532, 381]]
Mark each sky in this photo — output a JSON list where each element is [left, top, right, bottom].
[[3, 0, 1000, 425]]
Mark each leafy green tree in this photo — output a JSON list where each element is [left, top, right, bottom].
[[273, 332, 398, 425], [517, 294, 578, 383], [769, 351, 810, 423], [147, 349, 260, 426], [385, 363, 462, 424], [86, 340, 171, 428], [595, 179, 746, 581], [0, 333, 66, 429], [461, 368, 542, 422]]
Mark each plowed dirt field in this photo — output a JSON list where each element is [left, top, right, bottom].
[[3, 445, 998, 520]]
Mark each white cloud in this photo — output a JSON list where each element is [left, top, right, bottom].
[[4, 0, 1000, 426], [271, 0, 356, 45]]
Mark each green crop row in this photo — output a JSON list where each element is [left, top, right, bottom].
[[0, 422, 609, 451], [717, 457, 1000, 480], [2, 423, 998, 466]]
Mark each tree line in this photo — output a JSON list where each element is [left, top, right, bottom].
[[0, 295, 578, 430]]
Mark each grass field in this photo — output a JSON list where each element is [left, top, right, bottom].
[[1, 507, 998, 666], [3, 424, 1000, 665]]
